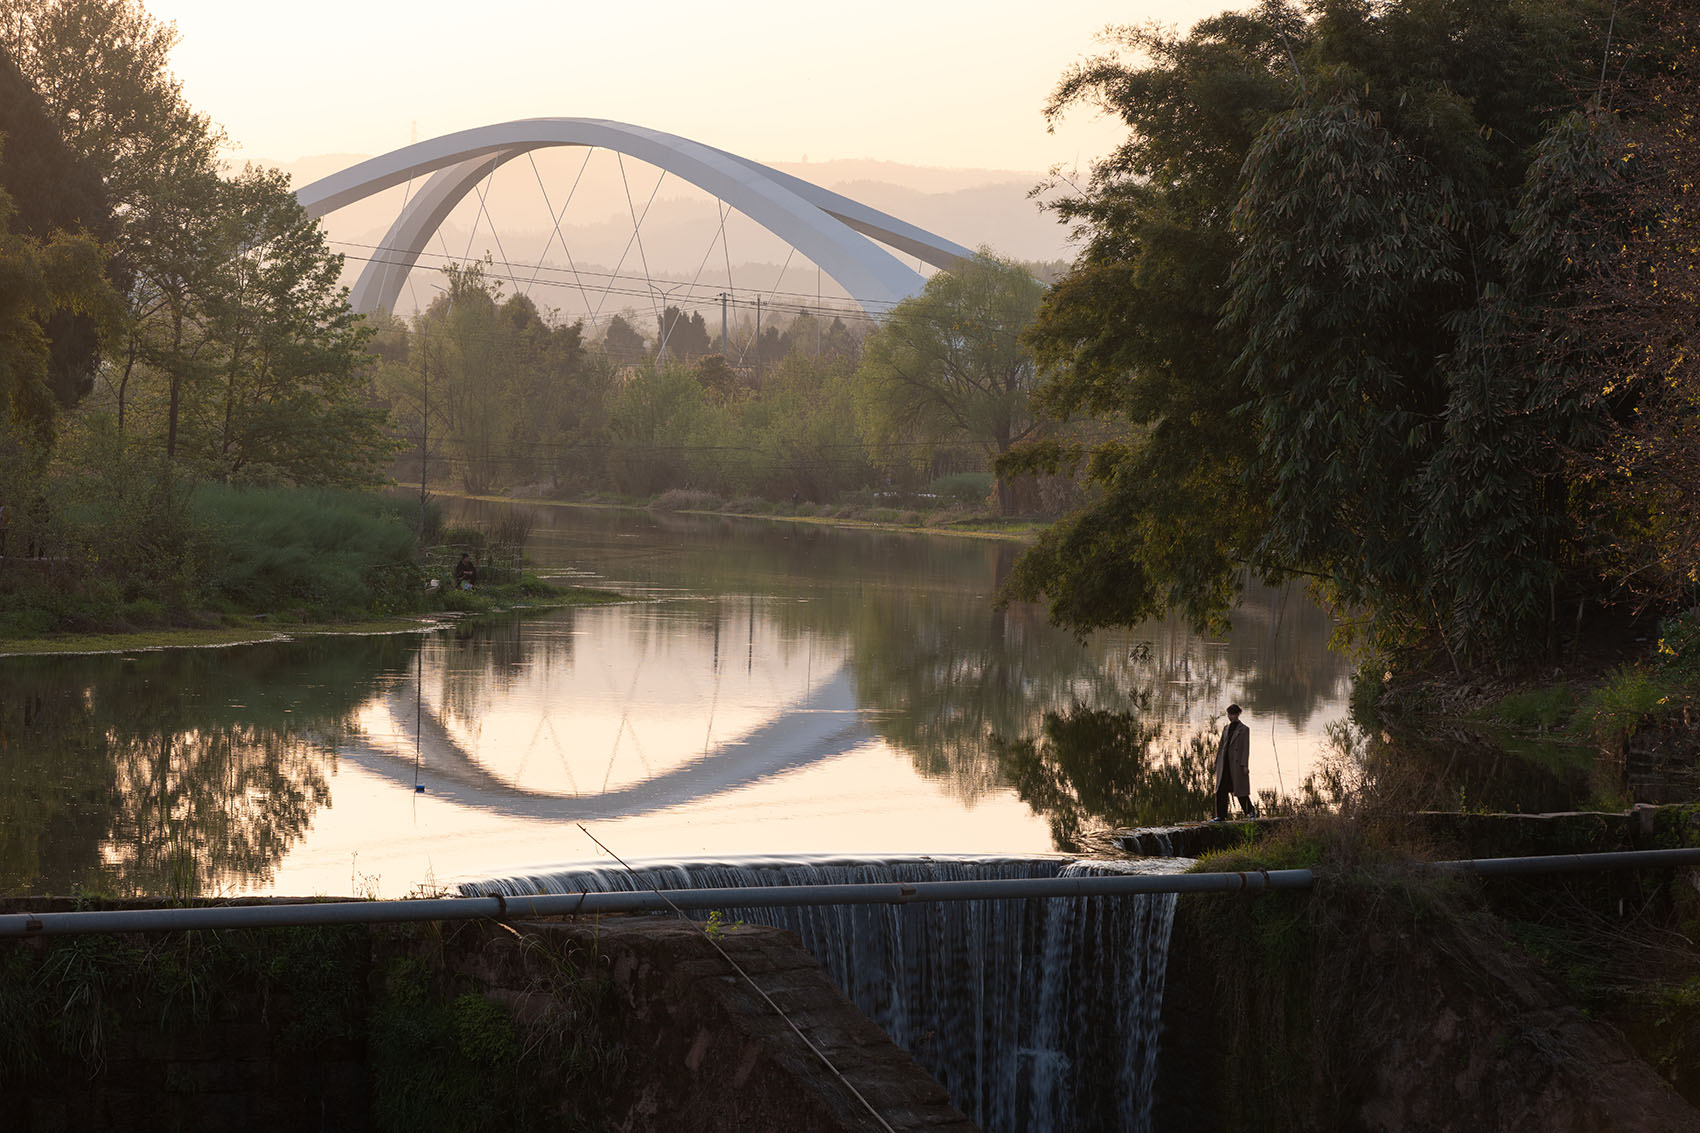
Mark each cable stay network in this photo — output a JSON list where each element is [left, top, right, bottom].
[[295, 117, 975, 362]]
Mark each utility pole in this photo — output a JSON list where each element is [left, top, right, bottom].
[[719, 292, 729, 355], [417, 329, 429, 543], [754, 295, 762, 383]]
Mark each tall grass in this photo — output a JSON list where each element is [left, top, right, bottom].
[[191, 484, 419, 618], [1578, 664, 1674, 750]]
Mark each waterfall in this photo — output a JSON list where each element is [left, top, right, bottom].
[[463, 855, 1179, 1133]]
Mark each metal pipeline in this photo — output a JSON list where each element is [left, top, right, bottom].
[[0, 870, 1314, 937], [1, 846, 1696, 939], [1433, 846, 1700, 876]]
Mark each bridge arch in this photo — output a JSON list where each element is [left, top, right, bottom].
[[294, 118, 975, 317]]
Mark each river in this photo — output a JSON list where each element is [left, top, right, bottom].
[[0, 501, 1352, 898]]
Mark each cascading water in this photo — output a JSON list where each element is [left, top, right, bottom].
[[462, 855, 1180, 1132]]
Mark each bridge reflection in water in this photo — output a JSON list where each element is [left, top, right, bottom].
[[344, 664, 868, 821]]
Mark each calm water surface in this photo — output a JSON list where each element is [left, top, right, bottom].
[[1, 503, 1351, 898]]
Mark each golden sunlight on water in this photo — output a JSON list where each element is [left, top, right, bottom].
[[271, 739, 1057, 898], [2, 505, 1352, 900]]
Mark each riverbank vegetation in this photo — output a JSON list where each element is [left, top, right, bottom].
[[1003, 0, 1700, 692], [0, 1, 408, 640], [0, 918, 622, 1132], [1173, 741, 1700, 1124]]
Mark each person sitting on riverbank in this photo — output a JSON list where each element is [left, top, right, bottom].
[[454, 553, 478, 589]]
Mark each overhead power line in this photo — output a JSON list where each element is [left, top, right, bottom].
[[327, 240, 904, 320]]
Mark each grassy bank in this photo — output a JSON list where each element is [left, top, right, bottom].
[[434, 482, 1048, 542], [0, 581, 628, 658], [0, 483, 629, 655]]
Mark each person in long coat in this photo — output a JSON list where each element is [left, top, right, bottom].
[[1213, 703, 1257, 821]]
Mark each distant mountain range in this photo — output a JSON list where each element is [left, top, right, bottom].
[[262, 151, 1079, 321]]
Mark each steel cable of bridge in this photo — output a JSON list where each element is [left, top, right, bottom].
[[616, 152, 664, 333], [659, 193, 738, 360], [469, 171, 528, 301], [524, 147, 601, 335]]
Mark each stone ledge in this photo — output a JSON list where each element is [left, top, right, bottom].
[[1112, 803, 1700, 860]]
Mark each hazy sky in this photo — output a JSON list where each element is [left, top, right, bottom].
[[144, 0, 1237, 172]]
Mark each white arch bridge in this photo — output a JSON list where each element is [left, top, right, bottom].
[[294, 118, 975, 319]]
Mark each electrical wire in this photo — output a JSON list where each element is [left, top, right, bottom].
[[331, 241, 892, 322]]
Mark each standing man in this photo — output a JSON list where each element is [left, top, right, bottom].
[[1213, 704, 1258, 821]]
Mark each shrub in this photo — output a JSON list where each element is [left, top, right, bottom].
[[1656, 611, 1700, 677], [1488, 685, 1578, 732], [123, 597, 167, 627], [437, 524, 486, 553], [651, 488, 721, 512], [1579, 665, 1675, 749], [929, 471, 994, 506]]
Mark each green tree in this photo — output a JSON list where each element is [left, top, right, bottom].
[[1006, 0, 1623, 659], [855, 252, 1047, 513], [0, 0, 220, 235], [0, 178, 119, 571], [600, 314, 647, 366], [185, 166, 395, 486], [378, 264, 601, 495], [1, 0, 225, 459], [693, 353, 742, 403], [606, 362, 706, 494], [1549, 0, 1700, 611], [692, 349, 873, 500], [0, 183, 119, 448], [658, 305, 712, 360], [0, 44, 115, 413]]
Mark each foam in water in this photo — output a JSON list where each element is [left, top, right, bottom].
[[462, 854, 1178, 1133]]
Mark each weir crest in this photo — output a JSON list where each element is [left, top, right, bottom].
[[462, 854, 1180, 1133]]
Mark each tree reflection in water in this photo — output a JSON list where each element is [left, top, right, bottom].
[[1307, 719, 1599, 816], [0, 635, 412, 896], [992, 708, 1216, 849], [842, 571, 1344, 834]]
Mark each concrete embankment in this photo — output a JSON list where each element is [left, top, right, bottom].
[[1135, 804, 1700, 1131], [1115, 801, 1699, 859], [1156, 874, 1700, 1132], [0, 905, 976, 1133]]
